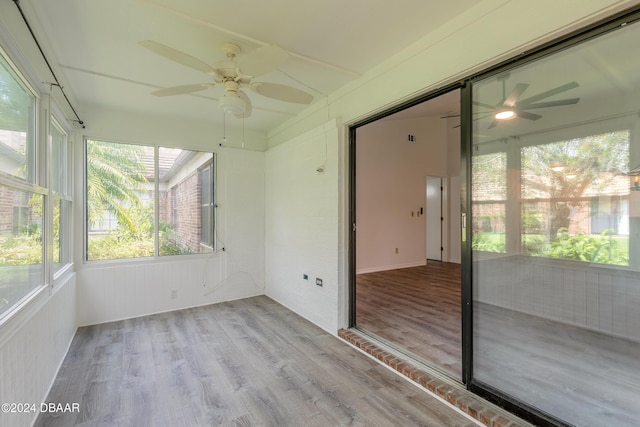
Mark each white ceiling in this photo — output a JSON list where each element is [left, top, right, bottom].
[[25, 0, 477, 133]]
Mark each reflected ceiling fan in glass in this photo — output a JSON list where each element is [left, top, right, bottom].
[[475, 74, 581, 128]]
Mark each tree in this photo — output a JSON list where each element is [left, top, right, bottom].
[[86, 140, 149, 236], [521, 131, 629, 238], [0, 62, 32, 132]]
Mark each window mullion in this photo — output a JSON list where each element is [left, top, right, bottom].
[[154, 146, 159, 257]]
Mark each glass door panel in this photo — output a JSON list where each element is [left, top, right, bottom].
[[471, 19, 640, 427]]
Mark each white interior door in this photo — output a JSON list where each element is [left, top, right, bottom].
[[426, 177, 442, 261]]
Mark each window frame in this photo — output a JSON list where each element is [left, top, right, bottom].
[[0, 45, 47, 325], [0, 46, 38, 185], [84, 138, 216, 262], [50, 116, 73, 279], [198, 159, 215, 249]]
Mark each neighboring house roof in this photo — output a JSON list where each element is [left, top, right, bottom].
[[138, 147, 198, 182], [0, 129, 25, 165]]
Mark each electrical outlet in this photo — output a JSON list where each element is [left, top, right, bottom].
[[315, 278, 323, 287], [170, 289, 177, 299]]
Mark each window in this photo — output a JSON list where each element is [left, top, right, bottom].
[[86, 140, 214, 260], [86, 139, 154, 260], [51, 119, 72, 273], [520, 131, 630, 264], [0, 188, 43, 318], [0, 49, 42, 320], [0, 52, 36, 182], [471, 152, 507, 253], [472, 130, 631, 264], [158, 147, 213, 256]]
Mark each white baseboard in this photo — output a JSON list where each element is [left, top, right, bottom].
[[356, 260, 426, 275]]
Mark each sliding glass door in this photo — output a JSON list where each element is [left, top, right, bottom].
[[470, 16, 640, 427]]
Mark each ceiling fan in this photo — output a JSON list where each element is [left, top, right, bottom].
[[475, 75, 580, 128], [139, 40, 314, 118]]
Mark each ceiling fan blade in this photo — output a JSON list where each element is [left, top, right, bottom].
[[151, 83, 214, 97], [518, 81, 579, 105], [521, 98, 580, 109], [474, 113, 495, 121], [238, 45, 289, 77], [252, 82, 313, 104], [235, 90, 253, 118], [473, 101, 498, 111], [503, 83, 529, 107], [488, 119, 499, 129], [139, 40, 215, 75], [517, 110, 543, 121]]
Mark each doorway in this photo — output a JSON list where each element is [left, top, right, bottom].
[[426, 176, 444, 262], [351, 89, 462, 379]]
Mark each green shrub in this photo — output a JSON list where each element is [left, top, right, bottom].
[[87, 234, 154, 260], [0, 234, 42, 265], [472, 233, 505, 252], [548, 228, 627, 265]]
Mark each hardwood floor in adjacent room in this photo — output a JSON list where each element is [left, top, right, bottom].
[[355, 262, 462, 379], [36, 296, 478, 427]]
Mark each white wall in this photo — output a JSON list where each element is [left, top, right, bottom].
[[76, 107, 266, 325], [355, 116, 448, 273], [0, 273, 77, 427], [265, 120, 340, 334]]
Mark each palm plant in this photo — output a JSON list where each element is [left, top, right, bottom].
[[86, 140, 149, 234]]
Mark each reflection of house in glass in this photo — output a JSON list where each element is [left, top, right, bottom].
[[472, 131, 631, 265], [0, 129, 33, 235]]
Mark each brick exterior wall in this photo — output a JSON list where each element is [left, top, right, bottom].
[[0, 185, 13, 235], [158, 189, 170, 225], [473, 162, 631, 237], [159, 170, 205, 254]]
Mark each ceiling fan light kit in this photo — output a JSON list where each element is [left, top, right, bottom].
[[495, 110, 517, 120], [219, 92, 245, 115]]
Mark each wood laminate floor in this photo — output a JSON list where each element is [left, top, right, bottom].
[[475, 303, 640, 427], [354, 263, 640, 426], [37, 296, 479, 427], [355, 262, 462, 379]]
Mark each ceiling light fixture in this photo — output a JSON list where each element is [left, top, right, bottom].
[[495, 109, 517, 120], [218, 80, 246, 115], [218, 92, 245, 115]]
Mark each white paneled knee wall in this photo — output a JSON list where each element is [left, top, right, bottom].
[[0, 274, 77, 427]]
